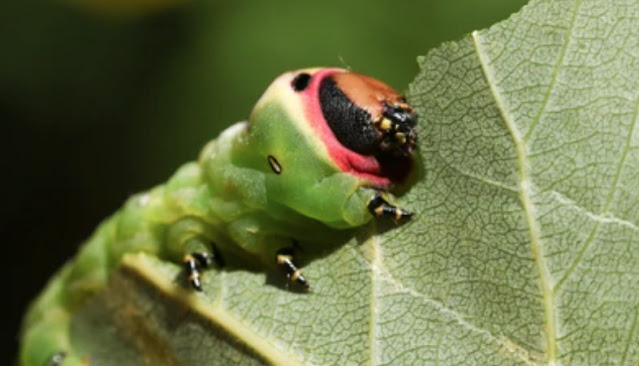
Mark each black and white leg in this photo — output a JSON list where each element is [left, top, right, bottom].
[[276, 249, 309, 290], [368, 191, 413, 221], [48, 352, 66, 366], [183, 251, 215, 291]]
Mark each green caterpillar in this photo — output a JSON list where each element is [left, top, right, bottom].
[[19, 68, 418, 366]]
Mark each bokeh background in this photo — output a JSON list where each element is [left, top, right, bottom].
[[2, 0, 527, 361]]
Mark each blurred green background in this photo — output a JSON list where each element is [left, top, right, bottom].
[[1, 0, 527, 361]]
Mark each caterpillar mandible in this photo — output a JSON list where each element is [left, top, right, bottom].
[[20, 68, 418, 366]]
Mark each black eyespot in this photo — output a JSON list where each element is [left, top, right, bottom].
[[268, 155, 282, 174], [291, 73, 311, 92]]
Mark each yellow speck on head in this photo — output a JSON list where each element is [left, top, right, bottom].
[[395, 132, 407, 145], [380, 118, 392, 131]]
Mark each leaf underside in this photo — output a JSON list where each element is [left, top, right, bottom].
[[70, 0, 639, 365]]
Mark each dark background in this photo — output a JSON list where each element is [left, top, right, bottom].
[[1, 0, 527, 362]]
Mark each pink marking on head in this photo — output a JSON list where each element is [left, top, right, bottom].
[[300, 69, 391, 189]]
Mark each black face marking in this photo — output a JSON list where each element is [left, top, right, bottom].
[[377, 102, 417, 157], [291, 73, 311, 92], [319, 77, 379, 155], [268, 155, 282, 174], [377, 151, 414, 183], [383, 102, 417, 126]]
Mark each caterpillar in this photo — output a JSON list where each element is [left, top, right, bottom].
[[19, 68, 418, 366]]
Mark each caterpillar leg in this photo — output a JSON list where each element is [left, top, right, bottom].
[[47, 352, 84, 366], [167, 218, 224, 291], [367, 192, 412, 221], [182, 245, 223, 291], [183, 252, 213, 291], [276, 248, 309, 290], [48, 352, 67, 366]]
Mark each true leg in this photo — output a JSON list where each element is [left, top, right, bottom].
[[276, 249, 309, 290], [367, 192, 412, 221], [183, 251, 214, 291], [166, 218, 224, 291]]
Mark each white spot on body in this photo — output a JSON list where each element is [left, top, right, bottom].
[[138, 193, 150, 206]]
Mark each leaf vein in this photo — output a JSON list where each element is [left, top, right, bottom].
[[368, 228, 381, 366], [123, 254, 309, 366], [435, 151, 520, 194], [548, 190, 639, 232], [621, 308, 638, 366], [472, 29, 559, 365], [523, 0, 583, 142], [554, 53, 639, 293], [368, 249, 543, 366]]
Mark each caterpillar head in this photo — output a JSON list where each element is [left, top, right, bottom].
[[252, 68, 418, 189]]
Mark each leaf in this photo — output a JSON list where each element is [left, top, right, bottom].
[[68, 0, 639, 364]]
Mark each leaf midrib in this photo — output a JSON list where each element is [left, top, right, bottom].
[[122, 254, 308, 366], [471, 29, 559, 365]]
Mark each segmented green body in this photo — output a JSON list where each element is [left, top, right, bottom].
[[19, 68, 416, 366]]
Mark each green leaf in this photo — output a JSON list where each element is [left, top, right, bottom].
[[69, 0, 639, 364]]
